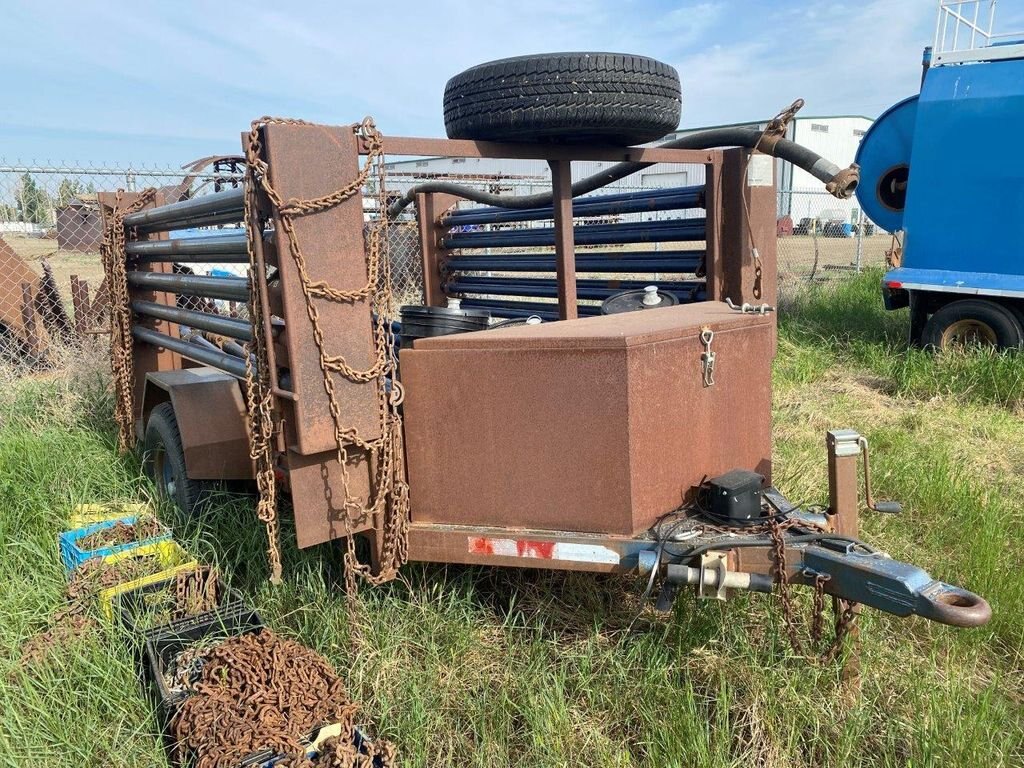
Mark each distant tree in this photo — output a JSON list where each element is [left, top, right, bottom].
[[56, 178, 84, 208], [16, 173, 52, 225]]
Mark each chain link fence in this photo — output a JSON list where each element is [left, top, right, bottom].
[[777, 188, 891, 297], [0, 159, 886, 372]]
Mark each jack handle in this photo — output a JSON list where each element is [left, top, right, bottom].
[[858, 436, 902, 514]]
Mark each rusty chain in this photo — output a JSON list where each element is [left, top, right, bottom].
[[170, 630, 395, 768], [100, 188, 158, 453], [174, 565, 221, 619], [765, 518, 858, 663], [243, 117, 409, 588], [733, 98, 806, 301]]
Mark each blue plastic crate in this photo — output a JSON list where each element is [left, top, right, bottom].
[[58, 515, 172, 573]]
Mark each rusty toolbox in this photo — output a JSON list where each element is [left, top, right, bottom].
[[401, 302, 773, 536]]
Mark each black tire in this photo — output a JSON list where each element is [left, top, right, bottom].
[[142, 402, 216, 516], [443, 53, 681, 145], [921, 299, 1023, 350]]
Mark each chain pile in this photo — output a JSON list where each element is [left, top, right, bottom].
[[242, 116, 410, 587], [99, 188, 158, 453], [77, 515, 164, 551], [170, 630, 394, 768], [173, 565, 222, 619]]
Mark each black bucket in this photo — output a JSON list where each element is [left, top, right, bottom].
[[399, 305, 490, 348]]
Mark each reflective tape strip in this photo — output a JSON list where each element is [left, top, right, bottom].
[[468, 537, 620, 564]]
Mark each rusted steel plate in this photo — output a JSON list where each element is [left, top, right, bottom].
[[401, 303, 773, 536], [0, 235, 40, 336], [286, 448, 376, 549], [261, 123, 381, 455]]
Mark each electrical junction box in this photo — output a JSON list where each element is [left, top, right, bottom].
[[708, 469, 765, 522]]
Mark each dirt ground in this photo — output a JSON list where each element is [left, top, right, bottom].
[[2, 235, 106, 291]]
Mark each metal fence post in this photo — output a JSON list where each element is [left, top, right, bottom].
[[855, 216, 864, 273]]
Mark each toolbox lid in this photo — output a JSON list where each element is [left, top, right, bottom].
[[411, 301, 772, 351]]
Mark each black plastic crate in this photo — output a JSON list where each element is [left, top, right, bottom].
[[143, 605, 264, 735], [115, 569, 244, 642]]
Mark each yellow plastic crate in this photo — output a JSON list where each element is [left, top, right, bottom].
[[70, 502, 152, 528], [96, 540, 198, 621]]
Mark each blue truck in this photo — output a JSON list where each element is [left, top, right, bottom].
[[856, 1, 1024, 349]]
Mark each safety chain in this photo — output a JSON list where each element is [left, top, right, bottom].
[[100, 188, 158, 453], [696, 512, 856, 662], [766, 518, 858, 663], [243, 116, 410, 589]]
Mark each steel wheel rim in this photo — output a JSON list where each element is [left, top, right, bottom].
[[941, 319, 997, 347], [155, 448, 177, 499]]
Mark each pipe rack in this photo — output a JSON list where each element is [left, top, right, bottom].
[[122, 187, 245, 232], [125, 271, 250, 302], [444, 185, 705, 226], [442, 218, 707, 249], [131, 325, 249, 378]]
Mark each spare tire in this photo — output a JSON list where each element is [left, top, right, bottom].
[[443, 53, 681, 145]]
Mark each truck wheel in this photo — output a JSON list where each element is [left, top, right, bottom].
[[443, 53, 681, 145], [143, 402, 215, 516], [921, 299, 1023, 350]]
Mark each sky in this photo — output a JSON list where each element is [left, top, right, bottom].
[[0, 1, 983, 166]]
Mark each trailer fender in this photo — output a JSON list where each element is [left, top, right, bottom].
[[141, 368, 255, 480]]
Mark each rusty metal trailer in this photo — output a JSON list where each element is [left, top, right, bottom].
[[98, 118, 990, 649]]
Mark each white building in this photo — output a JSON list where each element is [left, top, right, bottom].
[[382, 114, 872, 225]]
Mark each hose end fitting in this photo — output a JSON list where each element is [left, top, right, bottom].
[[826, 163, 860, 199]]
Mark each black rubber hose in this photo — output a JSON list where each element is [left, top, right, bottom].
[[386, 127, 859, 218]]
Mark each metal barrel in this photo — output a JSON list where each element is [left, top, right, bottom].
[[442, 219, 706, 249], [127, 233, 249, 262], [122, 187, 245, 232], [446, 278, 704, 302], [132, 325, 248, 378], [126, 271, 250, 301], [445, 185, 705, 225], [445, 250, 704, 274], [131, 299, 254, 342]]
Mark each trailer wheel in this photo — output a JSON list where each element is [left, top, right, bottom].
[[143, 402, 215, 516], [921, 299, 1023, 350], [443, 53, 681, 145]]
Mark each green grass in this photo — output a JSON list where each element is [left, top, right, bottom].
[[2, 279, 1023, 767]]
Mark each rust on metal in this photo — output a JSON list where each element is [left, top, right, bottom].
[[402, 303, 773, 536], [0, 235, 40, 340], [19, 282, 39, 357], [259, 122, 381, 455], [414, 192, 459, 307], [70, 275, 89, 338], [285, 448, 376, 548], [709, 147, 779, 308], [98, 190, 182, 427], [142, 369, 256, 480], [549, 159, 578, 320], [826, 430, 860, 539]]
